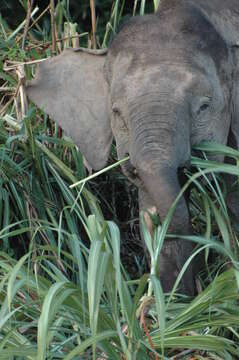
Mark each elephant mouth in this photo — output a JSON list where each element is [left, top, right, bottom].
[[121, 157, 143, 187]]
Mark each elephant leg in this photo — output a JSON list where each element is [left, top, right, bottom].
[[225, 133, 239, 234], [225, 173, 239, 236], [224, 173, 239, 251], [227, 49, 239, 234]]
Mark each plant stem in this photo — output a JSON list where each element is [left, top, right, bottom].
[[90, 0, 97, 49], [70, 156, 130, 188], [7, 6, 39, 41], [50, 0, 56, 54], [22, 0, 34, 50]]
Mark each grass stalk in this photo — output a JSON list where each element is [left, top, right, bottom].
[[7, 6, 39, 41], [70, 156, 130, 188], [154, 0, 160, 12], [21, 0, 34, 50], [140, 0, 146, 15], [50, 0, 57, 54], [90, 0, 97, 49]]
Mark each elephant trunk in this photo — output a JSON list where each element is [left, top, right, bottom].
[[138, 166, 195, 295], [139, 167, 189, 232], [128, 99, 195, 294]]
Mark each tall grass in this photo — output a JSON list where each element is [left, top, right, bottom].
[[0, 1, 239, 359]]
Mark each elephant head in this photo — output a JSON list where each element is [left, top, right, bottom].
[[27, 0, 239, 295]]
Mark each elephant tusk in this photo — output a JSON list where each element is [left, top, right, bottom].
[[143, 206, 158, 237], [133, 168, 138, 176]]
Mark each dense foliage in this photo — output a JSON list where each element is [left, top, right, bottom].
[[0, 1, 239, 359]]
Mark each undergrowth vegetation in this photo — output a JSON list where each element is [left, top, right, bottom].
[[0, 1, 239, 359]]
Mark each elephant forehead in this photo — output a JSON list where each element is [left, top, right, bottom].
[[106, 52, 134, 98], [125, 66, 199, 100]]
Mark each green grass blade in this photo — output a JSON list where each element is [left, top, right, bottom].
[[87, 240, 110, 359]]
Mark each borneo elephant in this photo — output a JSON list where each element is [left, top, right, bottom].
[[26, 0, 239, 295]]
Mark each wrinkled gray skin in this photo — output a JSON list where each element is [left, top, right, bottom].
[[27, 0, 239, 295]]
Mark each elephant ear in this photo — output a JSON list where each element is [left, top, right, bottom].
[[191, 0, 239, 46], [189, 1, 239, 145], [26, 48, 112, 170], [230, 49, 239, 148]]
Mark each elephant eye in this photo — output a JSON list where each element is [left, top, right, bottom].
[[195, 97, 211, 117], [112, 104, 128, 131], [199, 103, 209, 112], [112, 105, 121, 116]]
